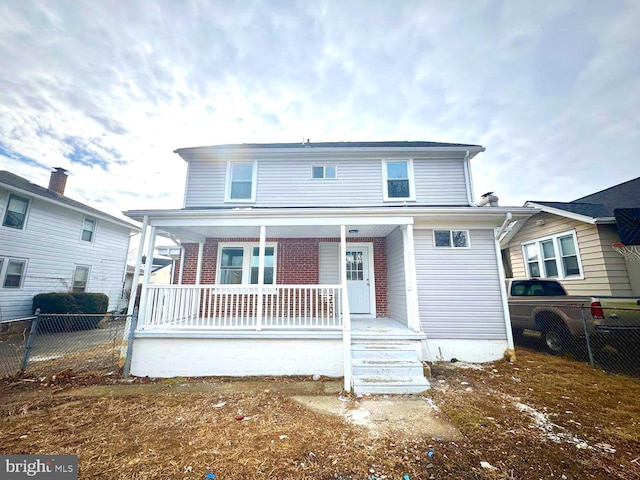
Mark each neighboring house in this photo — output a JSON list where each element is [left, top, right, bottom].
[[0, 168, 139, 319], [501, 177, 640, 296], [124, 141, 536, 393]]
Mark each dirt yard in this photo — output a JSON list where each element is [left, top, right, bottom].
[[1, 348, 639, 479]]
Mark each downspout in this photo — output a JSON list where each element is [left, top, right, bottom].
[[462, 151, 474, 206], [494, 212, 516, 361]]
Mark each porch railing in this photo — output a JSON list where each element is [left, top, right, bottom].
[[140, 284, 343, 330]]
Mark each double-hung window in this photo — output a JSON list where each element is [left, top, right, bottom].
[[72, 266, 90, 292], [3, 259, 27, 288], [522, 231, 582, 279], [226, 161, 257, 202], [2, 194, 30, 229], [382, 159, 415, 201], [218, 243, 276, 284], [81, 217, 96, 242], [434, 230, 470, 248]]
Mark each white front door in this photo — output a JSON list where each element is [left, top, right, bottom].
[[346, 247, 371, 314]]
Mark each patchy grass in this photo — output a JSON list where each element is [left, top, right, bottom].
[[1, 348, 639, 479]]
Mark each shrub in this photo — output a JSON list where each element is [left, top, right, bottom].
[[32, 293, 109, 331]]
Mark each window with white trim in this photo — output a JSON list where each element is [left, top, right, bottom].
[[434, 230, 470, 248], [382, 159, 415, 201], [217, 243, 276, 284], [312, 165, 337, 179], [72, 265, 90, 292], [225, 162, 257, 202], [81, 217, 96, 242], [3, 259, 27, 288], [522, 231, 582, 279], [2, 194, 30, 230]]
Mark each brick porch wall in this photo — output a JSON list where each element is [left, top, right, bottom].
[[175, 237, 388, 317]]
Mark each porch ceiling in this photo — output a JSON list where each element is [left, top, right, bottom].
[[160, 224, 398, 242]]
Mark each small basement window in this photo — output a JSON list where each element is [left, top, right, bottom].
[[434, 230, 470, 248]]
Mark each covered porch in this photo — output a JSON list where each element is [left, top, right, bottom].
[[125, 209, 427, 392]]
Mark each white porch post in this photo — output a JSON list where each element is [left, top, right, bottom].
[[195, 242, 204, 285], [178, 246, 185, 285], [256, 225, 266, 331], [137, 225, 157, 327], [402, 224, 421, 332], [127, 215, 148, 317], [340, 225, 352, 392]]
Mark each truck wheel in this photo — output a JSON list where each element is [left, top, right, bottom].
[[542, 323, 571, 355]]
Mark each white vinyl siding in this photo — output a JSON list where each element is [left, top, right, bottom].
[[319, 242, 339, 284], [0, 187, 131, 319], [415, 229, 506, 340], [507, 213, 633, 296], [386, 227, 407, 324], [185, 156, 468, 207]]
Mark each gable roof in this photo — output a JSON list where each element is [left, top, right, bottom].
[[0, 170, 138, 230], [525, 201, 614, 219]]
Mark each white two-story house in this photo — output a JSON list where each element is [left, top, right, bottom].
[[0, 168, 138, 319], [124, 141, 536, 394]]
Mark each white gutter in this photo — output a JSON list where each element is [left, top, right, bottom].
[[462, 151, 474, 206]]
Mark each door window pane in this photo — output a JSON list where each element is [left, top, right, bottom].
[[4, 260, 26, 288], [219, 248, 244, 284], [251, 247, 275, 284], [3, 194, 29, 229], [346, 251, 364, 281]]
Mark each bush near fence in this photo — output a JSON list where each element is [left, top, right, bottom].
[[33, 292, 109, 331], [512, 304, 640, 377]]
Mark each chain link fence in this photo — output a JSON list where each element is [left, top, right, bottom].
[[0, 313, 135, 379], [512, 304, 640, 376]]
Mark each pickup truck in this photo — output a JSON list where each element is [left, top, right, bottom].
[[506, 279, 640, 354]]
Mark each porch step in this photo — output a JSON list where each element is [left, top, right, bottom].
[[351, 340, 430, 395]]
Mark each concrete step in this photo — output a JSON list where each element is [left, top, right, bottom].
[[351, 343, 418, 361], [352, 375, 431, 395], [352, 358, 425, 377]]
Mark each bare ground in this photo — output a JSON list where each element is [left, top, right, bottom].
[[1, 348, 639, 479]]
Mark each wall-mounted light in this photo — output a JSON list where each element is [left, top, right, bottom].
[[348, 229, 359, 234], [535, 219, 545, 226]]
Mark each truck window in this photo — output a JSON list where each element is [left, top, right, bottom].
[[544, 282, 567, 295], [510, 280, 567, 296], [511, 282, 528, 296]]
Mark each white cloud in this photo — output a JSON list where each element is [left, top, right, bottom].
[[0, 0, 638, 218]]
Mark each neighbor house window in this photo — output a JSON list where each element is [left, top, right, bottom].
[[73, 266, 90, 292], [81, 217, 96, 242], [217, 243, 277, 284], [2, 194, 30, 229], [312, 165, 337, 179], [226, 161, 257, 202], [382, 159, 415, 201], [3, 259, 26, 288], [522, 231, 583, 279], [434, 230, 470, 248]]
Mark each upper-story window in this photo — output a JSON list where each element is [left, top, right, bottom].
[[2, 194, 30, 230], [434, 230, 470, 248], [382, 160, 415, 201], [226, 161, 257, 202], [312, 166, 337, 179], [81, 217, 96, 242], [522, 231, 583, 279]]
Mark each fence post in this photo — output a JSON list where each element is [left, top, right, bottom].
[[580, 306, 595, 369], [123, 307, 138, 378], [20, 311, 40, 371]]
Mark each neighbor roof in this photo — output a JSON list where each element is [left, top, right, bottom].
[[525, 201, 614, 219], [0, 170, 138, 230]]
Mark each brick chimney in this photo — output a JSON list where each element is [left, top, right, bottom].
[[48, 167, 69, 196]]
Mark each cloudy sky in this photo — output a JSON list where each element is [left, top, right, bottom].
[[1, 0, 639, 221]]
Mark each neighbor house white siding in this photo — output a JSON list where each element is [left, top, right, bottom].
[[414, 228, 506, 340], [184, 156, 469, 208], [0, 188, 131, 319], [386, 227, 407, 324]]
